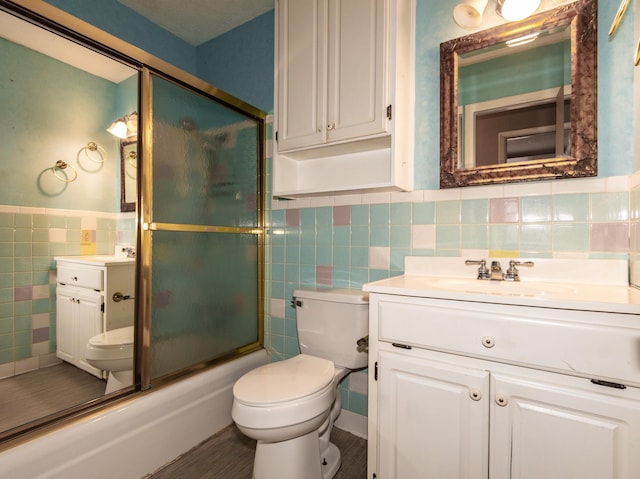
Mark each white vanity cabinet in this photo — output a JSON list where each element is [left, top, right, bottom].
[[55, 257, 135, 378], [273, 0, 414, 197], [366, 293, 640, 479]]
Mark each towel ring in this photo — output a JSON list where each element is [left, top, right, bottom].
[[83, 141, 106, 163], [52, 160, 78, 182], [126, 150, 137, 168]]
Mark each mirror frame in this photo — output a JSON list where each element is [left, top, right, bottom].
[[440, 0, 597, 188], [120, 139, 137, 212]]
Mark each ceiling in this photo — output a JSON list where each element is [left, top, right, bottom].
[[117, 0, 274, 46]]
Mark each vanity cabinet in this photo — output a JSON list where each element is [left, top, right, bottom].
[[273, 0, 414, 197], [55, 257, 135, 378], [367, 293, 640, 479]]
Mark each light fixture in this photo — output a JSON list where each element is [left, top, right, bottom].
[[107, 112, 138, 139], [496, 0, 541, 22], [453, 0, 488, 29]]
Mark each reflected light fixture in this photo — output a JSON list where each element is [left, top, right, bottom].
[[107, 112, 138, 139], [496, 0, 541, 22]]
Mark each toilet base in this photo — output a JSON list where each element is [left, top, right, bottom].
[[105, 370, 133, 394], [253, 429, 323, 479], [321, 442, 341, 479]]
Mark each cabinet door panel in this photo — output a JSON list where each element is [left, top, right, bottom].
[[55, 288, 75, 363], [491, 372, 640, 479], [327, 0, 385, 142], [378, 351, 489, 479], [276, 0, 325, 151], [74, 291, 104, 376]]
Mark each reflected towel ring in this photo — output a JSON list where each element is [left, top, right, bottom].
[[52, 160, 78, 182], [83, 141, 106, 163], [127, 150, 137, 168]]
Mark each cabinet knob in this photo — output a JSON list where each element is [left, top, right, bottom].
[[469, 389, 482, 401], [481, 336, 495, 348], [71, 276, 78, 281], [495, 394, 508, 407], [327, 123, 335, 131]]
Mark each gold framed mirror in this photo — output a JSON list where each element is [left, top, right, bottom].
[[440, 0, 597, 188]]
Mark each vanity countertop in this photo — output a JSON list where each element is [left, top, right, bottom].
[[54, 255, 135, 267], [364, 257, 640, 315]]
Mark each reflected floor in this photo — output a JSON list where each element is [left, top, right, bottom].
[[0, 362, 105, 431], [146, 424, 367, 479]]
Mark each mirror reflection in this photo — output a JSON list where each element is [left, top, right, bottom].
[[0, 10, 138, 434], [440, 0, 597, 188], [121, 140, 137, 212]]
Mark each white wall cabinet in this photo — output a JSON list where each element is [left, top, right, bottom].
[[55, 257, 135, 378], [367, 294, 640, 479], [273, 0, 414, 197]]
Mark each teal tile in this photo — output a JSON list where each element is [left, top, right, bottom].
[[333, 226, 350, 247], [0, 349, 13, 364], [553, 223, 589, 251], [590, 192, 629, 221], [390, 225, 411, 248], [0, 273, 15, 289], [554, 193, 589, 221], [285, 244, 300, 263], [489, 224, 519, 250], [316, 207, 332, 226], [14, 315, 31, 331], [370, 225, 389, 247], [300, 246, 315, 265], [300, 208, 315, 227], [390, 203, 411, 224], [521, 224, 552, 251], [270, 316, 285, 335], [15, 214, 32, 228], [15, 330, 30, 347], [14, 228, 31, 243], [461, 199, 489, 224], [32, 228, 49, 242], [333, 246, 350, 267], [300, 227, 316, 245], [351, 247, 369, 268], [462, 224, 488, 249], [316, 227, 332, 245], [0, 228, 13, 242], [332, 267, 349, 287], [351, 205, 370, 225], [0, 318, 12, 334], [48, 215, 66, 228], [412, 202, 435, 224], [271, 280, 285, 299], [522, 195, 552, 223], [390, 248, 410, 271], [33, 214, 48, 228], [50, 243, 67, 256], [436, 200, 461, 224], [33, 243, 49, 257], [351, 225, 370, 247], [14, 301, 30, 316], [0, 214, 14, 227], [436, 225, 460, 249], [284, 336, 301, 357], [15, 243, 31, 258], [0, 303, 13, 319], [0, 333, 13, 350], [270, 262, 285, 281], [0, 243, 13, 258], [15, 272, 32, 287], [350, 268, 369, 287], [316, 245, 332, 264], [14, 345, 31, 360], [15, 258, 32, 273], [270, 210, 285, 228], [347, 391, 368, 416], [300, 264, 316, 285], [370, 204, 390, 225], [0, 289, 12, 304], [271, 245, 285, 263], [0, 258, 14, 274], [33, 298, 50, 314]]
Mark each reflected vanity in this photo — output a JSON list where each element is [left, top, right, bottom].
[[440, 0, 597, 188]]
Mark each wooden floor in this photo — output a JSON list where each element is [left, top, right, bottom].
[[0, 362, 106, 431], [146, 424, 367, 479]]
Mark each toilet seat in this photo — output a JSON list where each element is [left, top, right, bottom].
[[234, 354, 335, 405], [88, 326, 134, 349]]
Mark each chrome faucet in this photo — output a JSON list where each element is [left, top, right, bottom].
[[505, 260, 535, 281], [490, 261, 504, 281], [466, 259, 535, 281], [122, 247, 136, 258], [465, 259, 490, 280]]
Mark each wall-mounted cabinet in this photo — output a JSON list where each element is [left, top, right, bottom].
[[273, 0, 415, 198]]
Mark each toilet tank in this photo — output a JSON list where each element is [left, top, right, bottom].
[[293, 288, 369, 369]]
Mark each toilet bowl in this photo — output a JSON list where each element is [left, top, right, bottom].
[[232, 288, 369, 479], [85, 326, 134, 394]]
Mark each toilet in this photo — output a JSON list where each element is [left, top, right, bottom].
[[85, 326, 134, 394], [232, 288, 368, 479]]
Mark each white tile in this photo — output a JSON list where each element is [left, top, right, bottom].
[[32, 341, 50, 357], [369, 246, 390, 269], [39, 353, 62, 368], [48, 228, 67, 243], [270, 298, 286, 318], [0, 205, 19, 213], [334, 194, 362, 206], [15, 356, 38, 375], [0, 362, 15, 379], [605, 175, 629, 192], [552, 177, 606, 194], [32, 312, 50, 329], [412, 224, 436, 249], [348, 371, 368, 395], [460, 184, 504, 200], [81, 216, 98, 229], [505, 181, 552, 197], [390, 190, 419, 203], [308, 196, 335, 207], [362, 192, 391, 205], [32, 285, 50, 300]]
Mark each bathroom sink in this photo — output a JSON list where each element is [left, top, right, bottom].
[[54, 255, 135, 266], [418, 277, 581, 297]]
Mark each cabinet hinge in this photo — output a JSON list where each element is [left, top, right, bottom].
[[100, 303, 104, 313], [373, 474, 377, 479], [275, 130, 278, 142], [386, 104, 392, 120], [374, 361, 378, 381]]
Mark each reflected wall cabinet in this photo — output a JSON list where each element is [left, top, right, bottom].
[[273, 0, 415, 197]]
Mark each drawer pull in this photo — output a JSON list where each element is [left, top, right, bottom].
[[469, 389, 482, 401], [392, 342, 412, 350], [590, 379, 626, 390], [495, 394, 508, 407], [482, 336, 495, 348]]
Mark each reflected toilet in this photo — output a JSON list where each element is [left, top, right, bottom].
[[85, 326, 134, 394]]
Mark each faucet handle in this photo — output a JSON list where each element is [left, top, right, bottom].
[[465, 259, 490, 280], [505, 260, 534, 281]]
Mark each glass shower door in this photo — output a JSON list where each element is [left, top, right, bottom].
[[139, 70, 265, 384]]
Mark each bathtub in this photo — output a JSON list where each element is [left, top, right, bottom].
[[0, 349, 267, 479]]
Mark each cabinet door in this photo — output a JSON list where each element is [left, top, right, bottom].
[[326, 0, 386, 143], [378, 350, 490, 479], [55, 287, 75, 364], [276, 0, 325, 151], [491, 371, 640, 479], [74, 289, 104, 377]]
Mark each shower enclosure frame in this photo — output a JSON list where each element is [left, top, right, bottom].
[[0, 0, 266, 447]]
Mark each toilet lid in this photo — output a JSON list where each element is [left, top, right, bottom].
[[234, 354, 335, 405], [88, 326, 134, 348]]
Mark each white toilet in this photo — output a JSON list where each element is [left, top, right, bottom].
[[85, 326, 134, 394], [232, 288, 369, 479]]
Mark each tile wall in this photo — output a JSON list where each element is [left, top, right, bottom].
[[0, 206, 136, 379], [264, 169, 634, 418]]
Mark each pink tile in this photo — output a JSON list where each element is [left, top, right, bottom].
[[490, 197, 520, 223], [333, 206, 351, 226], [14, 286, 32, 302], [316, 265, 333, 285], [286, 209, 300, 227], [590, 223, 629, 252]]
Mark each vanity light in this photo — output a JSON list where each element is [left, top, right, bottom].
[[107, 112, 138, 139], [453, 0, 488, 29], [496, 0, 541, 22]]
